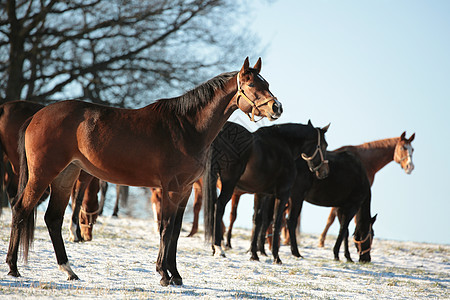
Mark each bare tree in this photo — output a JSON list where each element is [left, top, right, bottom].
[[0, 0, 263, 107]]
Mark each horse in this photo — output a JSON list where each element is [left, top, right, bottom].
[[68, 171, 101, 242], [203, 121, 330, 264], [0, 101, 46, 203], [258, 149, 375, 263], [0, 100, 101, 243], [318, 132, 415, 247], [7, 57, 282, 286], [97, 182, 129, 217]]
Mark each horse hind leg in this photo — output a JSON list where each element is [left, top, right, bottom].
[[6, 177, 49, 277], [46, 164, 81, 280]]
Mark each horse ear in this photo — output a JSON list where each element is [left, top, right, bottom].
[[307, 119, 313, 127], [371, 214, 377, 224], [322, 123, 331, 132], [241, 57, 250, 73], [253, 57, 262, 73], [408, 133, 415, 142], [400, 131, 406, 140]]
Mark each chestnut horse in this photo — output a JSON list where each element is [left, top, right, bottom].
[[318, 132, 415, 247], [7, 58, 282, 286], [203, 121, 330, 264]]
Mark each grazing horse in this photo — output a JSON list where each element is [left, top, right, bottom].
[[203, 121, 330, 264], [97, 182, 129, 217], [7, 58, 282, 286], [259, 149, 376, 262], [318, 132, 415, 247]]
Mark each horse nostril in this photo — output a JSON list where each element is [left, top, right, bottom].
[[272, 102, 282, 115]]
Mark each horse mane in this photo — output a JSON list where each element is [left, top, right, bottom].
[[150, 71, 238, 116], [256, 123, 315, 140], [336, 137, 399, 152]]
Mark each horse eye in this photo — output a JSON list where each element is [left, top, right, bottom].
[[248, 83, 255, 87]]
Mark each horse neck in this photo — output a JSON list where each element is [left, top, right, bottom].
[[192, 76, 239, 147], [351, 138, 399, 182], [355, 196, 372, 235]]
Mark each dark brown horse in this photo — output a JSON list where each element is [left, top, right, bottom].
[[258, 148, 375, 263], [203, 121, 330, 264], [318, 132, 415, 247], [7, 58, 282, 286]]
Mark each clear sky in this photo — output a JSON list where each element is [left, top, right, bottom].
[[225, 0, 450, 245]]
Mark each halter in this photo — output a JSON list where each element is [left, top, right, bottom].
[[301, 128, 328, 173], [79, 206, 101, 229], [236, 73, 278, 122], [353, 225, 373, 256], [394, 149, 412, 163]]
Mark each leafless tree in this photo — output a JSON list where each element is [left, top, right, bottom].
[[0, 0, 263, 107]]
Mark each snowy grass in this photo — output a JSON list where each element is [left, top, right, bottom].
[[0, 209, 448, 299]]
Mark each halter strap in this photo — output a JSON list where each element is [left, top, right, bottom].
[[79, 206, 101, 229], [301, 128, 329, 173], [236, 73, 278, 122], [353, 225, 373, 256]]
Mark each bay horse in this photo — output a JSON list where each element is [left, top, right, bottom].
[[203, 121, 330, 264], [7, 57, 282, 286], [258, 149, 376, 262], [318, 132, 415, 247], [0, 100, 101, 243]]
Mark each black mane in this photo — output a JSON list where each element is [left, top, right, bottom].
[[151, 71, 238, 116]]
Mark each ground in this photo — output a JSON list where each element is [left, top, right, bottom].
[[0, 209, 448, 299]]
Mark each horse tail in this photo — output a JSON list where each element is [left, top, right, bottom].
[[14, 117, 35, 262], [203, 146, 219, 243]]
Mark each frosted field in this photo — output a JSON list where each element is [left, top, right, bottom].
[[0, 209, 448, 299]]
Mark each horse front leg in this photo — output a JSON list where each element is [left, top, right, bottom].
[[68, 172, 92, 242], [257, 194, 274, 256], [250, 194, 264, 261], [213, 186, 234, 257], [271, 192, 290, 264], [287, 198, 303, 258], [187, 185, 201, 237], [166, 190, 190, 285], [319, 207, 338, 247], [333, 208, 354, 261], [225, 193, 241, 249], [343, 229, 353, 262]]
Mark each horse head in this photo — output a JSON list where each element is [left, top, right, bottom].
[[354, 214, 377, 263], [235, 57, 282, 121], [79, 205, 100, 242], [301, 120, 330, 179], [394, 132, 415, 174]]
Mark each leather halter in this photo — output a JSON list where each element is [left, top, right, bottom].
[[301, 128, 328, 173], [236, 73, 278, 122], [353, 225, 373, 256], [79, 206, 101, 229]]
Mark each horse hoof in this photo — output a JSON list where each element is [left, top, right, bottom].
[[250, 255, 259, 261], [8, 270, 21, 277], [160, 278, 170, 287], [293, 252, 303, 258], [220, 253, 226, 258], [274, 258, 283, 265], [170, 277, 183, 286], [67, 274, 79, 280]]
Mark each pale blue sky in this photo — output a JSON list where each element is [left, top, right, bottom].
[[227, 0, 450, 245]]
